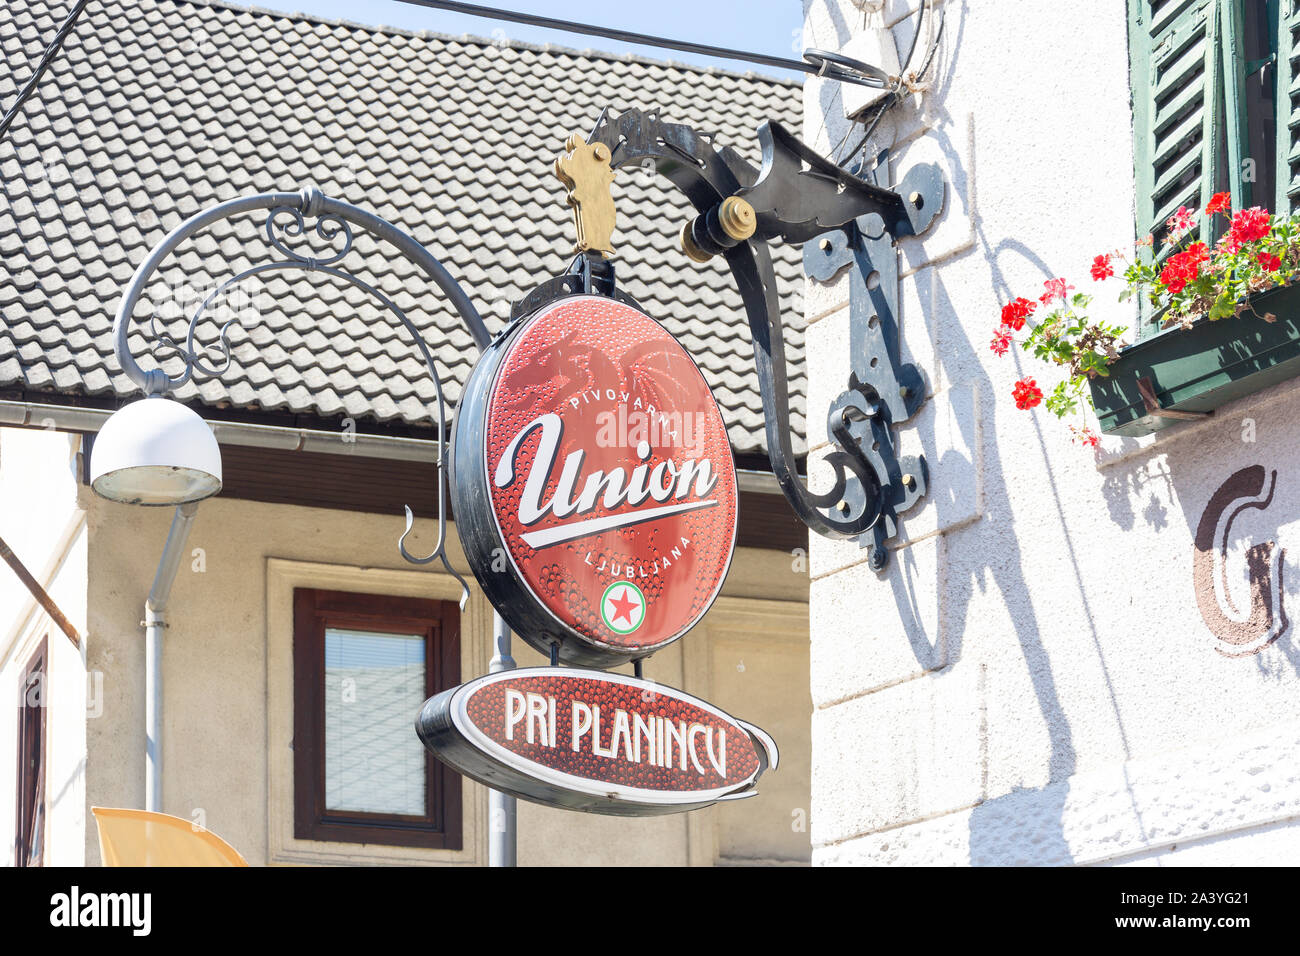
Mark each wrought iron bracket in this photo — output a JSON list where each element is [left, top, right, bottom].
[[585, 107, 943, 567], [804, 154, 942, 568], [509, 251, 642, 323]]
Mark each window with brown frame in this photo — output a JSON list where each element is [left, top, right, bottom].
[[293, 589, 461, 850], [15, 637, 47, 867]]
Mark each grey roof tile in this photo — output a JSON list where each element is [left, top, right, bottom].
[[0, 0, 806, 455]]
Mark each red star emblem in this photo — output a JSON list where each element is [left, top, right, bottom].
[[608, 587, 639, 625]]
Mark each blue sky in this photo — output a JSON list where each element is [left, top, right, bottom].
[[255, 0, 806, 82]]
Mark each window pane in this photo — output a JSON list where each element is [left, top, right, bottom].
[[324, 628, 426, 816]]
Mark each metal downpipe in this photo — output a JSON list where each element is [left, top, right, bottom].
[[143, 501, 199, 813], [488, 611, 517, 867]]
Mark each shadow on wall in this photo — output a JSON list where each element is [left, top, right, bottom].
[[909, 259, 1078, 866], [806, 0, 864, 151], [1097, 350, 1300, 677], [829, 0, 1089, 865]]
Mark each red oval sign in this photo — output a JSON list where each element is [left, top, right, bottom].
[[453, 294, 738, 667], [416, 668, 777, 815]]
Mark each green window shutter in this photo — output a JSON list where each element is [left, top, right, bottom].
[[1277, 0, 1300, 212], [1129, 0, 1248, 339], [1221, 0, 1252, 209]]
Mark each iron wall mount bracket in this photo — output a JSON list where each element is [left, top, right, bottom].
[[804, 156, 943, 568], [585, 107, 943, 569]]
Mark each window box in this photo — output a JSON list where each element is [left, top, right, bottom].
[[1090, 282, 1300, 437]]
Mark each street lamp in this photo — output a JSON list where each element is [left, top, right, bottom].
[[88, 394, 221, 815], [96, 186, 508, 854], [89, 396, 223, 506]]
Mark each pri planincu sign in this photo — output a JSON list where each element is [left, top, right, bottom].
[[415, 668, 778, 815], [452, 294, 738, 668]]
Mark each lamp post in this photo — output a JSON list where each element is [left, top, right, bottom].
[[92, 185, 518, 862]]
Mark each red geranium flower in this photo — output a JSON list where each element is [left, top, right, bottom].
[[999, 296, 1036, 330], [1159, 241, 1210, 294], [1013, 377, 1043, 411], [1228, 206, 1271, 244], [1090, 253, 1114, 281], [1039, 277, 1074, 303], [1205, 192, 1231, 215], [990, 327, 1013, 356], [1258, 252, 1282, 272]]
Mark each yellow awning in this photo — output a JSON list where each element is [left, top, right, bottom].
[[91, 807, 248, 867]]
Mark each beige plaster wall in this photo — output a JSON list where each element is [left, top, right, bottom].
[[82, 484, 810, 866]]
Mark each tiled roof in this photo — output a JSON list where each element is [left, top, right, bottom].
[[0, 0, 805, 455]]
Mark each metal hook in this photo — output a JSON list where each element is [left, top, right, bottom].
[[400, 505, 471, 609]]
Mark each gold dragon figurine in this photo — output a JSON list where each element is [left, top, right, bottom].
[[554, 133, 617, 257]]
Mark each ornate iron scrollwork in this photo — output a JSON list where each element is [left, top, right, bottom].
[[584, 108, 943, 569], [110, 186, 489, 602]]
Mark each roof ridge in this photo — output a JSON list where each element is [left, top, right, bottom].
[[171, 0, 804, 88]]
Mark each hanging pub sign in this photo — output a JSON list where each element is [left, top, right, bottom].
[[451, 293, 739, 668], [416, 667, 777, 815], [425, 131, 775, 823]]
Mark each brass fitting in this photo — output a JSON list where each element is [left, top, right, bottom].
[[717, 196, 756, 241], [679, 195, 757, 263], [680, 221, 713, 263]]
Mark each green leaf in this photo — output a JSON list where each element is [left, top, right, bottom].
[[1208, 289, 1234, 321]]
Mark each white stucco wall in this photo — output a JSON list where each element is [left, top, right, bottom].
[[0, 426, 88, 866], [802, 0, 1300, 865]]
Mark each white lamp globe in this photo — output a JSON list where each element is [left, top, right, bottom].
[[90, 397, 223, 505]]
